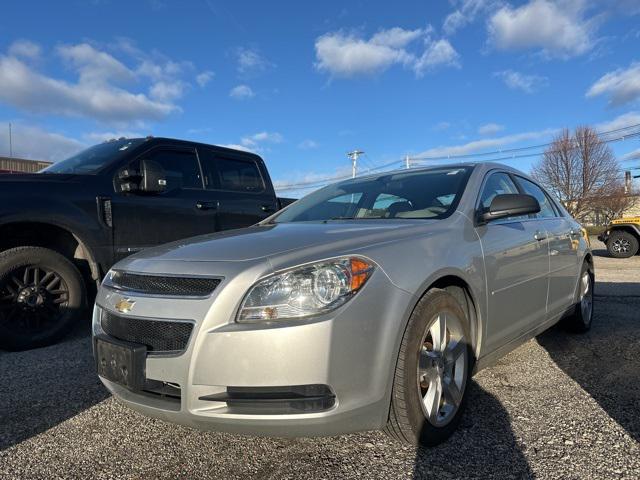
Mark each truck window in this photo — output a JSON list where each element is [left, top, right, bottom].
[[200, 152, 265, 193], [142, 149, 203, 190]]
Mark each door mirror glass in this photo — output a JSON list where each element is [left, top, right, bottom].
[[479, 194, 540, 223], [140, 159, 167, 194]]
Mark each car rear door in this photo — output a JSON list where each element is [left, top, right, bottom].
[[514, 175, 580, 319], [111, 145, 219, 260], [198, 147, 276, 230], [475, 171, 550, 353]]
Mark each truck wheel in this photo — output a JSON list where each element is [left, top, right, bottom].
[[0, 247, 86, 351], [385, 289, 472, 446], [606, 231, 639, 258]]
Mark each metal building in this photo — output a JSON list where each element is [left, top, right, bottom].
[[0, 156, 52, 173]]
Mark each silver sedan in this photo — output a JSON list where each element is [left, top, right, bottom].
[[92, 162, 593, 446]]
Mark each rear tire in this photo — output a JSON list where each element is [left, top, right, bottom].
[[385, 288, 473, 447], [0, 247, 86, 351], [606, 231, 639, 258], [562, 262, 594, 333]]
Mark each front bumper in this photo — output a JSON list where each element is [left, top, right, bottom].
[[93, 268, 413, 437]]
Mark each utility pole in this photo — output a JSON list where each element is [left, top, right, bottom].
[[8, 123, 12, 158], [347, 150, 364, 178]]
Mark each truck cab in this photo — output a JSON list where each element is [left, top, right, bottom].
[[0, 137, 285, 350]]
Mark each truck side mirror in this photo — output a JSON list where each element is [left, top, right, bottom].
[[140, 159, 167, 194]]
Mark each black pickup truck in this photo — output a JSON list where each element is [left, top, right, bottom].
[[0, 137, 294, 350]]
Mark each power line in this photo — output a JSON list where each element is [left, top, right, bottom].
[[275, 124, 640, 192]]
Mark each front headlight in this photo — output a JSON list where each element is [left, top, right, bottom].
[[237, 257, 374, 322]]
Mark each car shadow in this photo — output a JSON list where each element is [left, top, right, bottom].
[[0, 320, 108, 451], [537, 281, 640, 443], [412, 380, 533, 479]]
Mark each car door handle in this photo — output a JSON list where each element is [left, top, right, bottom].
[[196, 201, 218, 211], [533, 231, 547, 241], [260, 204, 275, 213]]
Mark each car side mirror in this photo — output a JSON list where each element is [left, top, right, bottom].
[[140, 159, 167, 194], [478, 194, 540, 224]]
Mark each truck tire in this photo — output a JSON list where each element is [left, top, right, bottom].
[[606, 230, 639, 258], [0, 247, 86, 351]]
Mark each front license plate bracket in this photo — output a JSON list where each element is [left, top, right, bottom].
[[95, 334, 147, 391]]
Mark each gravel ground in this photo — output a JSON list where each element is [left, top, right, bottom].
[[1, 240, 638, 479]]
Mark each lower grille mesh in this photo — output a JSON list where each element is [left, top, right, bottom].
[[101, 311, 193, 353]]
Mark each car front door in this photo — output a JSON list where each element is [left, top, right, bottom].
[[514, 175, 580, 319], [475, 172, 550, 353], [198, 148, 276, 230], [111, 146, 219, 261]]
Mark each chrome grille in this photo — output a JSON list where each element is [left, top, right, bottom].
[[111, 271, 220, 296], [101, 311, 193, 354]]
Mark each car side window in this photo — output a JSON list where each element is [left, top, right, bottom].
[[515, 176, 557, 218], [479, 172, 519, 210], [141, 149, 203, 190], [200, 151, 265, 193]]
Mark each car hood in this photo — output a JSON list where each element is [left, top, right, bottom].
[[127, 221, 439, 263]]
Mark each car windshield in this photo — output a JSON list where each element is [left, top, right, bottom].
[[272, 166, 473, 223], [41, 139, 144, 174]]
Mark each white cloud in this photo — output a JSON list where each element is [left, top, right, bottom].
[[298, 139, 319, 150], [149, 80, 186, 102], [594, 111, 640, 132], [57, 43, 134, 84], [621, 148, 640, 161], [8, 39, 41, 59], [586, 62, 640, 107], [314, 31, 413, 77], [235, 47, 273, 75], [314, 27, 459, 78], [218, 143, 255, 153], [443, 0, 500, 35], [478, 122, 505, 135], [415, 128, 557, 158], [0, 122, 85, 162], [0, 40, 195, 125], [488, 0, 596, 58], [196, 70, 214, 87], [413, 39, 460, 75], [241, 131, 283, 148], [229, 84, 255, 99], [494, 69, 548, 93], [370, 27, 425, 48]]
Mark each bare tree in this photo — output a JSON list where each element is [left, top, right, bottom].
[[591, 185, 638, 224], [532, 126, 621, 221]]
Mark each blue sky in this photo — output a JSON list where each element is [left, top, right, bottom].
[[1, 0, 639, 196]]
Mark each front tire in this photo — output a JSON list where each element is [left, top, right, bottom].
[[0, 247, 86, 351], [385, 288, 472, 446], [606, 231, 639, 258]]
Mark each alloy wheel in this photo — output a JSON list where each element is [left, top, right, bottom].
[[0, 265, 70, 333], [417, 311, 468, 427], [612, 238, 630, 253], [579, 270, 593, 324]]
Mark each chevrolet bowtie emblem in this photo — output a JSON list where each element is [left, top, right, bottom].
[[115, 298, 136, 314]]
